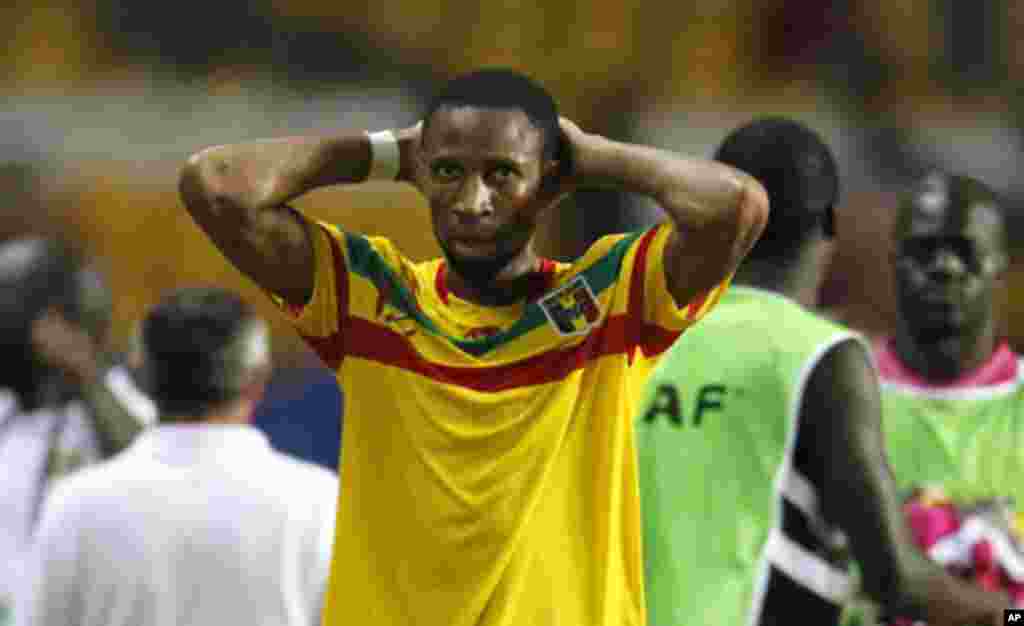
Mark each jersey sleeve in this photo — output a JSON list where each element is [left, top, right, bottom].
[[264, 216, 414, 371], [621, 221, 732, 355], [265, 217, 349, 340]]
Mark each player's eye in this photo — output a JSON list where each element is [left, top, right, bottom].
[[488, 164, 519, 184], [431, 162, 463, 182]]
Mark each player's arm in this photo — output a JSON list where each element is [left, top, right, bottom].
[[804, 340, 1009, 626], [564, 119, 769, 307], [178, 125, 419, 306]]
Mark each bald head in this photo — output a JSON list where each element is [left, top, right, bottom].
[[892, 172, 1007, 350], [894, 172, 1008, 265]]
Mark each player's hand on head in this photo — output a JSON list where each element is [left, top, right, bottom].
[[556, 117, 587, 183], [535, 117, 590, 207], [558, 117, 587, 146], [396, 121, 422, 184]]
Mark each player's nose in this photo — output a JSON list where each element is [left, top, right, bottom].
[[452, 175, 493, 219]]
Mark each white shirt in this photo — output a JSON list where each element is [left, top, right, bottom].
[[15, 423, 338, 626], [0, 390, 100, 610]]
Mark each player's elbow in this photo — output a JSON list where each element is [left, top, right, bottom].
[[179, 150, 213, 213], [702, 175, 770, 270], [179, 148, 240, 220], [733, 177, 769, 257]]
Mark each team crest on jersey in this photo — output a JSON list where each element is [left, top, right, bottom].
[[539, 275, 601, 336]]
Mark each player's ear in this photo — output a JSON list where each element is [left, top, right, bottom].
[[542, 158, 561, 180], [815, 232, 836, 266]]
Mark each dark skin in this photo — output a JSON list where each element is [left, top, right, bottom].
[[737, 253, 1008, 624], [179, 106, 768, 313], [417, 108, 559, 305], [732, 186, 1007, 622], [891, 173, 1008, 382], [801, 340, 1008, 625]]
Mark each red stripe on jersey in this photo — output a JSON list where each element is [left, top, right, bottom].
[[342, 313, 665, 392], [637, 324, 683, 359], [684, 287, 712, 321], [298, 228, 350, 370], [435, 261, 450, 306], [625, 227, 660, 364], [529, 258, 558, 302]]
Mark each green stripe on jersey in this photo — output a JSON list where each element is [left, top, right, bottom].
[[343, 228, 643, 356]]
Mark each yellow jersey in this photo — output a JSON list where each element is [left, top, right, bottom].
[[271, 218, 729, 626]]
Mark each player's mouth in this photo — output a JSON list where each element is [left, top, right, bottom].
[[450, 237, 498, 258]]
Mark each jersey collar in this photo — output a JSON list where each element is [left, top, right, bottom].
[[876, 337, 1019, 389], [435, 258, 557, 307]]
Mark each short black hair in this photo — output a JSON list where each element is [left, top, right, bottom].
[[140, 288, 262, 418], [423, 68, 564, 162], [714, 117, 839, 264]]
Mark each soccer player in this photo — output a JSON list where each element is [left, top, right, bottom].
[[636, 119, 1010, 626], [178, 68, 769, 625], [16, 288, 338, 626], [866, 172, 1024, 623]]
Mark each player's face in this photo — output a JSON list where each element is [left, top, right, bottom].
[[893, 190, 1005, 342], [417, 106, 557, 286]]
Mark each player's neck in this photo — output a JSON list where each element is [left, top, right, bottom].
[[734, 260, 819, 309], [161, 400, 255, 426], [446, 248, 542, 307], [892, 320, 999, 383]]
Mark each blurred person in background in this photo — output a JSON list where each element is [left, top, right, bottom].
[[846, 172, 1024, 625], [0, 237, 154, 624], [178, 68, 768, 625], [636, 119, 1009, 626], [15, 287, 338, 626], [65, 262, 158, 433]]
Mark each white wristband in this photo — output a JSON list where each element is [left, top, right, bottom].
[[365, 130, 401, 181]]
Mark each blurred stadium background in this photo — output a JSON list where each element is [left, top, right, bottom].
[[4, 0, 1024, 467]]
